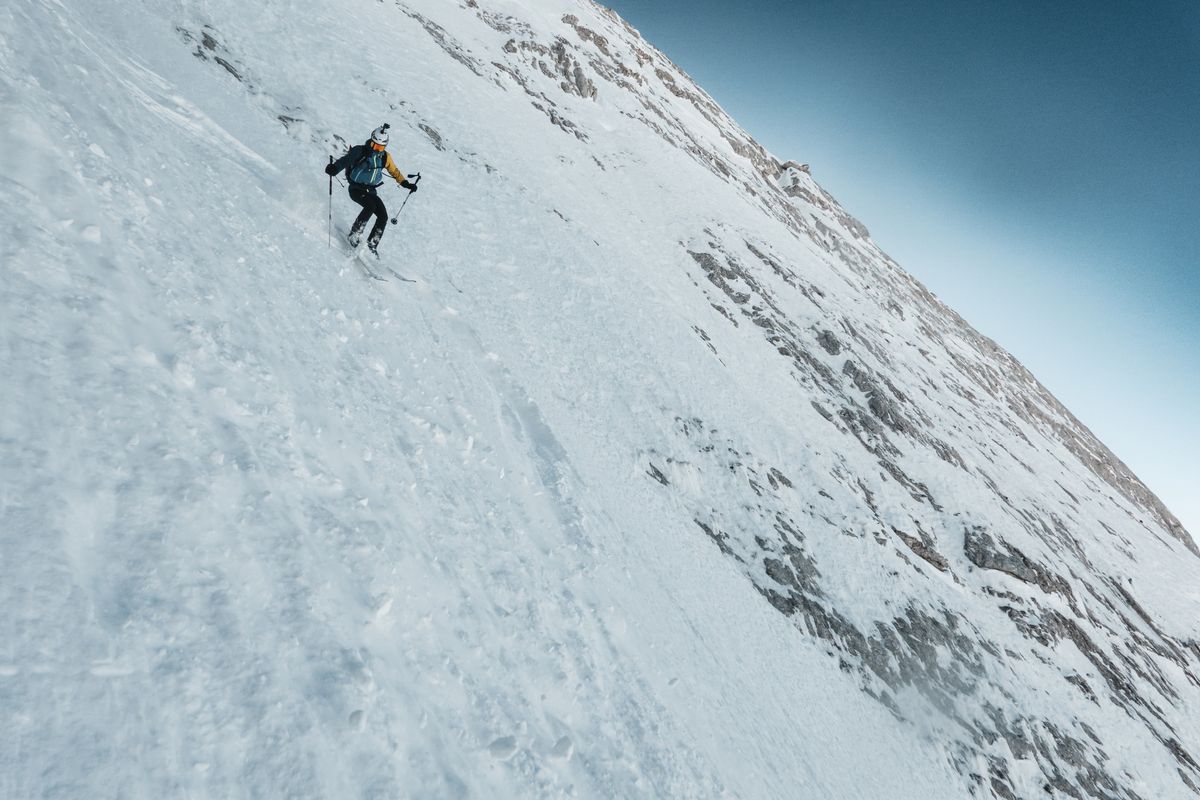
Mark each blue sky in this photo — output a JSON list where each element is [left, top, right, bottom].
[[606, 0, 1199, 537]]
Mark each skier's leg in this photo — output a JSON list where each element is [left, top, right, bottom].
[[368, 195, 388, 249], [348, 186, 373, 241]]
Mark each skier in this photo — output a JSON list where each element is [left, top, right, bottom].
[[325, 124, 418, 256]]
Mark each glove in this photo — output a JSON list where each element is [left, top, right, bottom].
[[400, 179, 418, 192], [324, 163, 338, 176]]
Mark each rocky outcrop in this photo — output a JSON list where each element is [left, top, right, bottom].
[[964, 526, 1040, 583]]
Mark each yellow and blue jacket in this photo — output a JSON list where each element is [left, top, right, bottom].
[[332, 144, 405, 188]]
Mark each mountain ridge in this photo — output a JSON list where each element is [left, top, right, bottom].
[[3, 0, 1197, 797]]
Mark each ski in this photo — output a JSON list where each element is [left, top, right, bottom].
[[385, 266, 417, 283], [354, 254, 388, 282], [336, 229, 388, 281], [333, 224, 415, 285], [342, 246, 387, 281]]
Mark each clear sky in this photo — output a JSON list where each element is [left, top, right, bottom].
[[606, 0, 1199, 539]]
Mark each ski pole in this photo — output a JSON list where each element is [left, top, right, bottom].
[[390, 173, 421, 225], [327, 156, 334, 248]]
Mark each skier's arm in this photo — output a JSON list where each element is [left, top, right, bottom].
[[384, 153, 405, 184], [325, 146, 358, 175], [386, 153, 418, 191]]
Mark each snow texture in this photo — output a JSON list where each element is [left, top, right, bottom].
[[2, 0, 1198, 798]]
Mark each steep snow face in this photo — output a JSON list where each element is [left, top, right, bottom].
[[3, 0, 1198, 798]]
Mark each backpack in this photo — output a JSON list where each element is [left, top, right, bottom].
[[346, 145, 389, 186]]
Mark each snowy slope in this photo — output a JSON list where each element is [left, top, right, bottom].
[[2, 1, 1198, 798]]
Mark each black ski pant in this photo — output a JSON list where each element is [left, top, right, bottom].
[[348, 184, 388, 243]]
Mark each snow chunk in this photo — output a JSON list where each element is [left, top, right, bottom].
[[488, 736, 518, 760]]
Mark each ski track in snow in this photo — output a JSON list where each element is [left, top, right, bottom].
[[3, 0, 1198, 799]]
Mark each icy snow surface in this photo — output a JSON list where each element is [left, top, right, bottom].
[[2, 0, 1199, 798]]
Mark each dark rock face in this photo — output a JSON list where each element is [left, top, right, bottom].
[[644, 407, 1197, 798], [895, 529, 950, 572], [964, 526, 1040, 583], [816, 329, 842, 355]]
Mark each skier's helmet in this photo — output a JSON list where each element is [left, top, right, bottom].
[[370, 124, 390, 147]]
